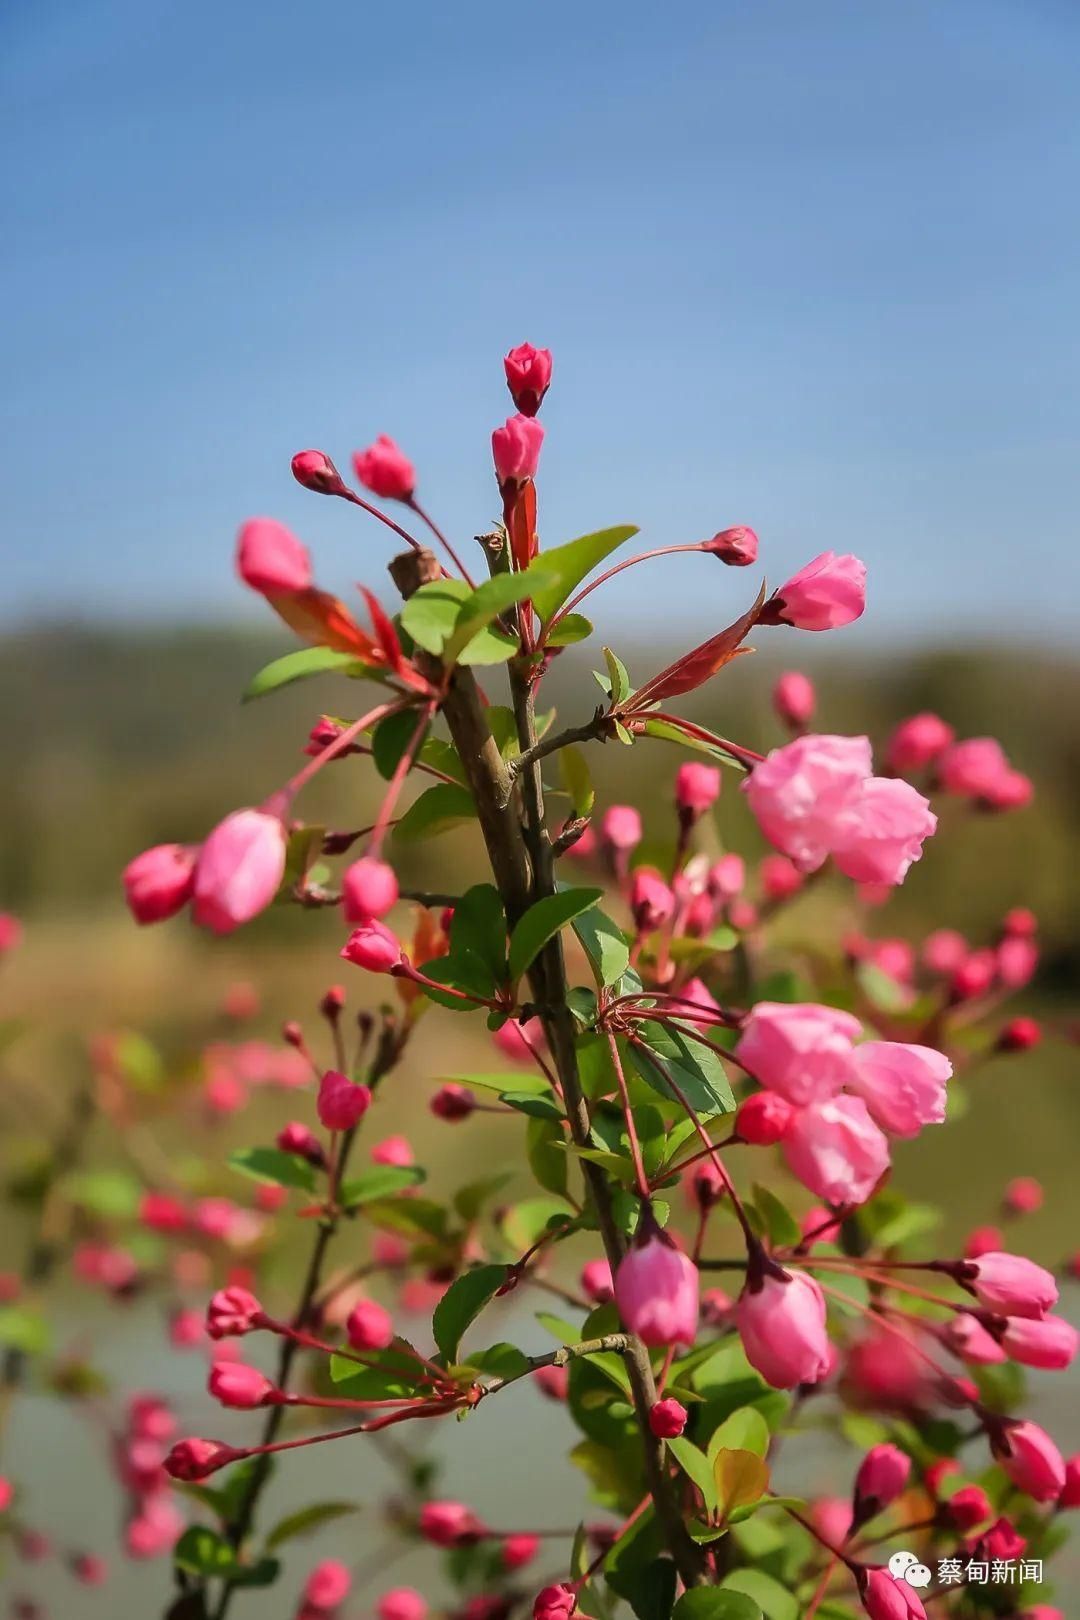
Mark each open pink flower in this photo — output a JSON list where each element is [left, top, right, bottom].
[[504, 343, 553, 416], [743, 734, 872, 871], [770, 551, 867, 631], [830, 777, 937, 886], [736, 1001, 861, 1104], [737, 1269, 831, 1389], [783, 1094, 891, 1205], [848, 1042, 951, 1138]]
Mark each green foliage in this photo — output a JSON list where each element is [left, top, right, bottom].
[[394, 782, 477, 840], [526, 526, 638, 625], [228, 1146, 317, 1195], [431, 1264, 508, 1362], [242, 646, 370, 701], [508, 888, 603, 981]]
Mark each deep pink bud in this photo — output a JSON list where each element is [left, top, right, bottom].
[[1004, 1175, 1043, 1214], [504, 343, 553, 416], [371, 1135, 414, 1167], [1059, 1454, 1080, 1507], [430, 1083, 475, 1122], [291, 449, 348, 496], [317, 1069, 372, 1131], [998, 1016, 1042, 1053], [502, 1534, 540, 1571], [192, 809, 287, 934], [945, 1483, 992, 1529], [614, 1232, 699, 1348], [848, 1041, 951, 1139], [600, 804, 642, 851], [340, 920, 403, 973], [1000, 1315, 1078, 1370], [533, 1362, 569, 1400], [708, 854, 745, 900], [997, 935, 1038, 989], [737, 1269, 831, 1389], [235, 518, 312, 595], [648, 1397, 687, 1438], [736, 1000, 861, 1105], [71, 1552, 108, 1586], [206, 1286, 264, 1339], [941, 1313, 1006, 1364], [853, 1443, 911, 1520], [164, 1437, 240, 1481], [138, 1191, 188, 1232], [938, 737, 1009, 796], [674, 762, 721, 815], [773, 671, 816, 729], [377, 1589, 428, 1620], [276, 1121, 326, 1166], [950, 948, 997, 1002], [418, 1500, 480, 1547], [346, 1298, 394, 1351], [703, 526, 758, 566], [123, 844, 198, 925], [352, 436, 415, 500], [735, 1089, 794, 1145], [491, 414, 544, 487], [208, 1362, 276, 1409], [965, 1251, 1057, 1318], [629, 867, 676, 932], [1003, 906, 1038, 937], [861, 1567, 926, 1620], [964, 1225, 1003, 1260], [0, 1476, 14, 1513], [580, 1258, 614, 1304], [533, 1585, 576, 1620], [342, 856, 399, 923], [688, 1159, 726, 1211], [0, 914, 22, 955], [920, 928, 968, 976], [759, 854, 803, 901], [770, 552, 866, 631], [885, 713, 954, 774], [305, 1560, 353, 1610], [993, 1420, 1065, 1501]]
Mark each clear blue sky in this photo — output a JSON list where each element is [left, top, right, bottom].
[[3, 0, 1079, 646]]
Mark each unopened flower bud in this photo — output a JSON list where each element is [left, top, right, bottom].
[[206, 1286, 264, 1339], [208, 1362, 276, 1409], [675, 762, 721, 817], [192, 809, 287, 935], [352, 436, 415, 500], [992, 1420, 1065, 1501], [491, 414, 544, 488], [885, 712, 954, 774], [703, 526, 758, 566], [580, 1258, 614, 1304], [343, 856, 399, 923], [418, 1500, 481, 1547], [346, 1299, 394, 1351], [235, 518, 312, 595], [944, 1483, 992, 1530], [123, 844, 198, 925], [629, 867, 676, 932], [504, 343, 553, 416], [377, 1589, 428, 1620], [502, 1533, 540, 1571], [533, 1585, 576, 1620], [735, 1089, 794, 1145], [317, 1070, 372, 1131], [853, 1442, 911, 1524], [340, 920, 403, 973], [430, 1083, 475, 1122], [764, 552, 867, 631], [615, 1230, 699, 1349], [997, 1016, 1042, 1054], [276, 1121, 326, 1166], [648, 1397, 688, 1438], [964, 1251, 1057, 1318], [599, 805, 642, 852], [291, 449, 349, 496], [305, 1560, 353, 1611], [164, 1437, 241, 1481], [773, 671, 816, 729]]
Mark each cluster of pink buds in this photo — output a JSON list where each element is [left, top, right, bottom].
[[112, 1395, 186, 1559]]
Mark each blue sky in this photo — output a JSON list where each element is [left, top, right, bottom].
[[2, 0, 1079, 646]]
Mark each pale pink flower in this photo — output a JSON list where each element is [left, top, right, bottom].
[[743, 734, 872, 871], [783, 1094, 891, 1204], [831, 777, 937, 886], [736, 1270, 831, 1389], [614, 1233, 699, 1348], [771, 551, 867, 631], [941, 1313, 1006, 1365], [848, 1041, 951, 1138], [600, 804, 642, 851], [736, 1001, 862, 1104], [1000, 1316, 1079, 1370], [192, 809, 287, 934]]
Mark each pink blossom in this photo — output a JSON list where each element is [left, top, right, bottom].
[[342, 857, 399, 923], [340, 920, 403, 973], [1004, 1175, 1043, 1214], [937, 737, 1010, 797], [965, 1252, 1057, 1319], [580, 1258, 614, 1304], [533, 1585, 576, 1620], [854, 1443, 911, 1519], [208, 1362, 275, 1409], [648, 1397, 688, 1438], [848, 1042, 951, 1138], [759, 854, 803, 900], [169, 1308, 204, 1350], [0, 913, 22, 955], [352, 436, 415, 500], [492, 414, 544, 487], [735, 1089, 794, 1144], [743, 734, 872, 871], [861, 1568, 926, 1620], [994, 1421, 1065, 1501], [277, 1121, 326, 1166], [950, 947, 997, 1001], [304, 1559, 353, 1610], [703, 525, 758, 566], [921, 929, 968, 976], [1000, 1315, 1079, 1370], [708, 854, 745, 899], [964, 1225, 1003, 1260], [164, 1437, 240, 1481], [206, 1285, 264, 1339], [773, 671, 816, 728], [192, 809, 287, 934], [291, 449, 348, 495], [675, 762, 721, 814], [533, 1362, 569, 1400], [346, 1299, 394, 1351], [770, 551, 867, 631], [139, 1192, 188, 1233], [998, 935, 1038, 989], [810, 1496, 853, 1546], [830, 777, 937, 886], [418, 1500, 480, 1547], [377, 1590, 428, 1620], [492, 1017, 547, 1063], [124, 1496, 183, 1559], [614, 1233, 699, 1348], [941, 1313, 1006, 1365], [504, 343, 553, 416], [736, 1001, 862, 1105], [502, 1534, 540, 1571], [235, 518, 312, 595], [371, 1135, 414, 1167], [885, 712, 954, 774], [629, 867, 676, 932], [317, 1070, 372, 1131], [123, 844, 198, 924], [736, 1269, 831, 1389], [600, 804, 641, 851], [944, 1483, 992, 1529], [676, 977, 722, 1031], [783, 1094, 891, 1205]]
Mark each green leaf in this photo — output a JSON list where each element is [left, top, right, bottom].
[[527, 1116, 569, 1199], [432, 1265, 508, 1362], [174, 1525, 238, 1577], [372, 709, 429, 780], [0, 1307, 50, 1356], [243, 646, 369, 702], [400, 579, 469, 654], [640, 718, 749, 771], [707, 1408, 770, 1461], [229, 1147, 317, 1195], [603, 647, 631, 705], [668, 1437, 717, 1512], [265, 1501, 359, 1552], [453, 1174, 514, 1221], [720, 1572, 797, 1620], [394, 783, 476, 841], [500, 1090, 564, 1120], [443, 570, 556, 663], [449, 885, 509, 985], [628, 1021, 736, 1121], [546, 613, 595, 647], [436, 1071, 548, 1097], [228, 1558, 282, 1589], [63, 1169, 142, 1218], [573, 906, 631, 989], [674, 1592, 763, 1620], [329, 1345, 420, 1399], [750, 1185, 801, 1250], [559, 746, 595, 816], [528, 526, 639, 624], [337, 1166, 425, 1208], [509, 888, 603, 982], [501, 1197, 576, 1251]]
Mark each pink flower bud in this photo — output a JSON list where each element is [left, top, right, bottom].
[[533, 1585, 576, 1620], [708, 854, 745, 900], [950, 948, 997, 1002], [1060, 1454, 1080, 1507], [170, 1308, 204, 1349], [138, 1192, 188, 1232], [1004, 1176, 1043, 1214], [342, 856, 399, 923], [963, 1225, 1003, 1259], [998, 1016, 1041, 1054], [885, 713, 954, 774], [853, 1443, 911, 1521], [317, 1069, 372, 1131], [291, 448, 349, 496], [492, 1016, 547, 1062], [703, 526, 758, 566], [759, 854, 803, 901], [123, 844, 198, 925], [993, 1420, 1065, 1501], [418, 1500, 480, 1547], [0, 914, 22, 956], [164, 1437, 240, 1481], [305, 1560, 353, 1610], [937, 737, 1010, 798], [861, 1567, 926, 1620], [783, 1094, 890, 1205], [276, 1121, 326, 1166], [675, 762, 721, 815], [648, 1397, 687, 1438], [430, 1083, 475, 1122], [737, 1269, 832, 1389], [502, 1533, 540, 1571], [492, 414, 545, 488], [743, 734, 872, 872], [71, 1552, 108, 1586], [504, 343, 553, 416], [124, 1495, 183, 1559], [580, 1258, 614, 1304], [736, 1001, 861, 1105], [997, 935, 1038, 989], [208, 1362, 276, 1409], [206, 1285, 264, 1339], [1000, 1315, 1078, 1370], [941, 1313, 1006, 1364], [533, 1363, 569, 1400], [235, 518, 312, 595], [192, 810, 287, 935], [614, 1232, 699, 1348], [1003, 906, 1038, 937], [377, 1589, 428, 1620], [848, 1041, 951, 1139], [629, 867, 676, 932], [346, 1298, 394, 1351], [600, 804, 642, 852], [352, 436, 415, 500], [0, 1476, 13, 1513], [768, 551, 867, 631], [944, 1483, 992, 1529], [809, 1496, 853, 1545], [920, 928, 968, 976], [773, 671, 816, 729], [735, 1089, 794, 1145], [965, 1252, 1057, 1319], [371, 1135, 414, 1167], [830, 777, 937, 887], [340, 920, 403, 973]]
